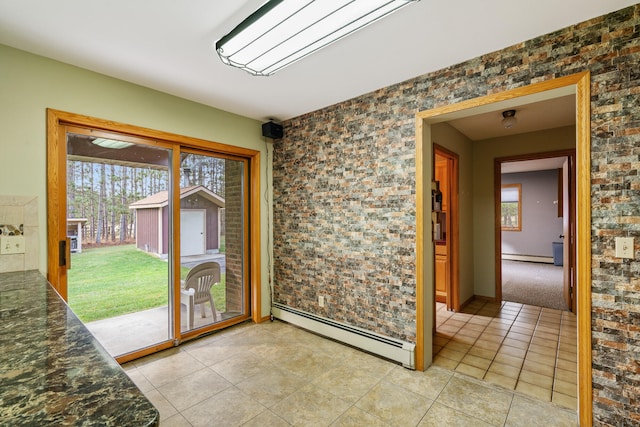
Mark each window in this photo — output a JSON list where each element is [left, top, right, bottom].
[[501, 184, 521, 231]]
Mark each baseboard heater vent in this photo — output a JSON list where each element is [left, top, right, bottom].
[[502, 254, 553, 264], [272, 303, 415, 369]]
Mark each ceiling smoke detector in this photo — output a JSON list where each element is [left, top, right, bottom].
[[502, 109, 517, 129]]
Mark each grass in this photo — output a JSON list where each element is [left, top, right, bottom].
[[68, 244, 225, 323]]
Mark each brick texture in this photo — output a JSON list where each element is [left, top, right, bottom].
[[224, 160, 244, 313], [273, 5, 640, 425]]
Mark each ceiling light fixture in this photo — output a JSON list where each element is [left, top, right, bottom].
[[215, 0, 420, 76], [501, 110, 517, 129]]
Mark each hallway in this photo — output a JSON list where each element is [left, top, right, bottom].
[[501, 260, 566, 310], [434, 299, 577, 410]]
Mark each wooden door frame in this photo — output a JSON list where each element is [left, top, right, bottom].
[[433, 144, 460, 312], [415, 71, 591, 425], [494, 149, 576, 308], [46, 109, 262, 361]]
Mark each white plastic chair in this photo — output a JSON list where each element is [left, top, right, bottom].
[[180, 262, 220, 329]]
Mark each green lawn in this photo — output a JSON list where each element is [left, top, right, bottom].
[[68, 244, 225, 322]]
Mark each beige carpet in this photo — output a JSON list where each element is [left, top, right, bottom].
[[501, 260, 568, 311]]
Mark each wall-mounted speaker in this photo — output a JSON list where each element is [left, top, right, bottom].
[[262, 121, 283, 139]]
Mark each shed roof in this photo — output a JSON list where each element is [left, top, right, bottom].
[[129, 185, 225, 209]]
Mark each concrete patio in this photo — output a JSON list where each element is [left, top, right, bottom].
[[85, 303, 244, 357], [84, 252, 233, 357]]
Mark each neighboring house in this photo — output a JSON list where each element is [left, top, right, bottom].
[[129, 186, 225, 256]]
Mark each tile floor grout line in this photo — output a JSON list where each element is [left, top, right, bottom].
[[488, 304, 573, 415], [490, 302, 528, 387], [429, 371, 507, 427], [435, 302, 580, 407], [551, 308, 570, 403], [411, 370, 452, 427], [483, 302, 523, 378], [443, 301, 526, 383], [433, 300, 577, 413], [511, 303, 542, 397], [480, 301, 519, 382], [129, 315, 577, 425]]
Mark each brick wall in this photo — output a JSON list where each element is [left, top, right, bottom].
[[224, 160, 244, 313], [273, 5, 640, 424]]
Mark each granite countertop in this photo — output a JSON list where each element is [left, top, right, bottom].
[[0, 270, 159, 426]]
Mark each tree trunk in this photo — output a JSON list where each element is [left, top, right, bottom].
[[110, 164, 116, 242], [96, 163, 106, 244], [120, 166, 128, 242]]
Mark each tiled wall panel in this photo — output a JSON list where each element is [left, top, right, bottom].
[[273, 6, 639, 424], [0, 196, 39, 273]]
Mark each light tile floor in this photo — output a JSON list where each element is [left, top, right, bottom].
[[123, 312, 577, 426], [434, 300, 578, 411]]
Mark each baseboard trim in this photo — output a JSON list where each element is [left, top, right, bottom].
[[470, 295, 499, 303], [502, 254, 553, 264], [458, 294, 479, 311]]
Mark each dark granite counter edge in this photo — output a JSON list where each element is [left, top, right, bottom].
[[0, 270, 159, 426]]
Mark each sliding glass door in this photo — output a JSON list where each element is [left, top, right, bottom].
[[66, 128, 174, 357], [177, 150, 248, 333], [47, 110, 259, 363]]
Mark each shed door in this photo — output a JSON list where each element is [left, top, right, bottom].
[[181, 209, 206, 256]]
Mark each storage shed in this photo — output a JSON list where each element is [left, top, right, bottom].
[[67, 218, 88, 253], [129, 186, 225, 256]]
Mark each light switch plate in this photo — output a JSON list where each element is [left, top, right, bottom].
[[615, 237, 634, 259], [1, 235, 26, 254]]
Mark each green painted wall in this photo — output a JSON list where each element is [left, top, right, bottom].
[[0, 44, 272, 316], [431, 123, 475, 306]]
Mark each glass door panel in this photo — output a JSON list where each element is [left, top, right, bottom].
[[179, 151, 246, 332], [66, 130, 173, 357]]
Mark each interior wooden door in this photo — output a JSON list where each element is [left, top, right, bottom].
[[435, 159, 448, 212], [434, 155, 448, 305], [433, 145, 459, 312], [562, 156, 576, 312], [434, 244, 447, 303]]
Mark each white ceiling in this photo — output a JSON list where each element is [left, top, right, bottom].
[[501, 157, 567, 174], [449, 95, 576, 141], [0, 0, 635, 123]]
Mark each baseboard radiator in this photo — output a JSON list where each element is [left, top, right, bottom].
[[502, 253, 553, 264], [272, 303, 415, 369]]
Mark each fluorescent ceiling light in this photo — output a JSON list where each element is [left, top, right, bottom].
[[92, 138, 134, 149], [215, 0, 419, 76]]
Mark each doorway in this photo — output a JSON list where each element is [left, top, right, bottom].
[[415, 72, 591, 424], [47, 109, 262, 363], [433, 145, 459, 312], [496, 151, 576, 313]]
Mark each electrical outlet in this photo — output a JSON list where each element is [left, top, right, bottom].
[[1, 236, 26, 254], [318, 295, 325, 307], [615, 237, 634, 259]]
